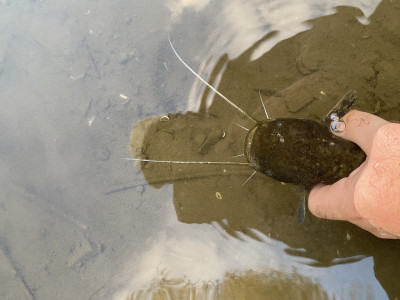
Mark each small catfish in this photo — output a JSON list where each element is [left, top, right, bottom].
[[127, 37, 366, 222]]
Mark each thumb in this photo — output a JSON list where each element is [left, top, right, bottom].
[[331, 110, 389, 154], [308, 163, 364, 221]]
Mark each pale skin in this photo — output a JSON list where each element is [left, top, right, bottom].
[[309, 110, 400, 239]]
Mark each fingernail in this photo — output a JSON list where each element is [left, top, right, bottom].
[[331, 120, 346, 133], [329, 113, 346, 133]]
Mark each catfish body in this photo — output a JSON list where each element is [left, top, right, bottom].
[[244, 118, 366, 187]]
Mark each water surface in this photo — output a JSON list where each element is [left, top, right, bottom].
[[1, 0, 399, 299]]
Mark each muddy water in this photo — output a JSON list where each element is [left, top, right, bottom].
[[1, 0, 400, 299]]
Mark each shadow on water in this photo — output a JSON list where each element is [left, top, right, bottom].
[[129, 1, 400, 298]]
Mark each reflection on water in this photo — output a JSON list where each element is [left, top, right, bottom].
[[167, 0, 380, 60], [166, 0, 382, 112], [113, 204, 381, 299]]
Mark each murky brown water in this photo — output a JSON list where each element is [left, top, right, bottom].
[[0, 0, 399, 299]]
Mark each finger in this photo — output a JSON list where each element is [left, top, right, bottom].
[[308, 177, 360, 221], [309, 183, 399, 238], [308, 159, 365, 220], [332, 110, 390, 154]]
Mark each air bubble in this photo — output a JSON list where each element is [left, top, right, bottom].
[[160, 115, 170, 121]]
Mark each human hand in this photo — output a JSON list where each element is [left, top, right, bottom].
[[309, 110, 400, 238]]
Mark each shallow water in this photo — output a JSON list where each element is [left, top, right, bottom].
[[1, 0, 400, 299]]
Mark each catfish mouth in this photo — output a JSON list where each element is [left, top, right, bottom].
[[244, 124, 260, 168]]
